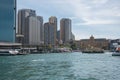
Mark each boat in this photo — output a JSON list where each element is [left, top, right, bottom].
[[0, 49, 9, 53], [112, 47, 120, 56], [15, 49, 29, 55], [0, 49, 28, 56], [0, 49, 18, 56], [9, 50, 19, 55], [0, 49, 16, 56]]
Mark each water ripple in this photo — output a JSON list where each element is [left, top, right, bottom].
[[0, 52, 120, 80]]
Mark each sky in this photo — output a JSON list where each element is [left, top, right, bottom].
[[17, 0, 120, 40]]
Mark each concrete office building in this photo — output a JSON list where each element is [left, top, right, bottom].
[[44, 23, 49, 45], [28, 16, 41, 45], [49, 16, 57, 45], [0, 0, 16, 42], [17, 9, 36, 45], [17, 9, 44, 46], [57, 30, 60, 41], [37, 16, 44, 44], [44, 23, 56, 46], [60, 18, 72, 43]]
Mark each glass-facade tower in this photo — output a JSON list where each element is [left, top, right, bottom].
[[0, 0, 16, 42]]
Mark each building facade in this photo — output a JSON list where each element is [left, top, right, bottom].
[[17, 9, 44, 46], [17, 9, 36, 45], [0, 0, 16, 42], [60, 18, 72, 43], [49, 16, 57, 45], [28, 16, 41, 45], [57, 30, 60, 41], [44, 23, 56, 46], [37, 16, 44, 44], [79, 36, 109, 50]]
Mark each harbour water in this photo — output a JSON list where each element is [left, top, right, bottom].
[[0, 52, 120, 80]]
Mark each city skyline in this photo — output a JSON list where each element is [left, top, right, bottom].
[[17, 0, 120, 40]]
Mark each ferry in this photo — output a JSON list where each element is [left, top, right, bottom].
[[0, 49, 18, 56], [0, 49, 28, 56], [112, 47, 120, 56]]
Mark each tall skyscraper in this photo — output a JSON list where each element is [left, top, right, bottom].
[[37, 16, 44, 44], [44, 22, 56, 46], [57, 30, 60, 41], [28, 16, 41, 45], [44, 23, 49, 45], [0, 0, 16, 42], [49, 16, 57, 45], [17, 9, 36, 45], [60, 18, 72, 43], [17, 9, 43, 45]]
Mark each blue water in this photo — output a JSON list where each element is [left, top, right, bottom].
[[0, 52, 120, 80]]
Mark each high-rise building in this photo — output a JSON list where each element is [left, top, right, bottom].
[[49, 16, 57, 45], [0, 0, 16, 42], [28, 16, 41, 45], [44, 22, 56, 46], [37, 16, 44, 44], [57, 30, 60, 41], [44, 23, 49, 45], [60, 18, 72, 43], [17, 9, 36, 45]]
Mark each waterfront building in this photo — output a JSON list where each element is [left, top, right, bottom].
[[17, 9, 43, 46], [0, 42, 21, 49], [78, 35, 109, 50], [60, 18, 72, 43], [16, 34, 24, 44], [49, 16, 57, 45], [37, 16, 44, 44], [17, 9, 36, 45], [44, 22, 56, 46], [0, 0, 16, 42], [28, 16, 41, 45]]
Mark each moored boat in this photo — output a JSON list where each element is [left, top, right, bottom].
[[112, 52, 120, 56], [0, 49, 28, 56], [112, 47, 120, 56], [9, 50, 19, 55], [0, 49, 16, 56]]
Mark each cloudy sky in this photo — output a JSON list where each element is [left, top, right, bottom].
[[17, 0, 120, 40]]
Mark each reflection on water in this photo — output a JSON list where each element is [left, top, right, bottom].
[[0, 52, 120, 80]]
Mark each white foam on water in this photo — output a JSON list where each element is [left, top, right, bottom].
[[32, 59, 45, 62]]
